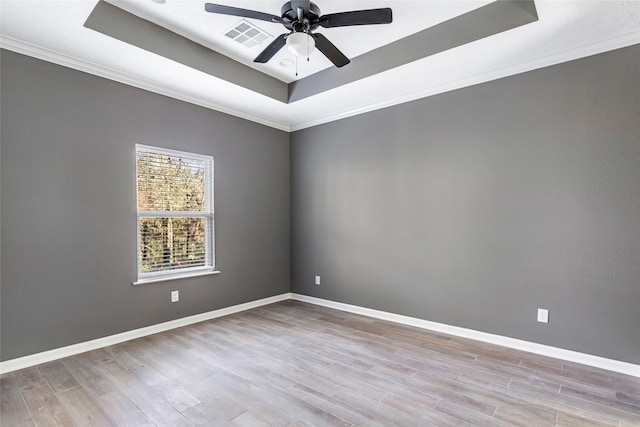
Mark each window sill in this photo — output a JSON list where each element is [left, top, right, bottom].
[[133, 269, 220, 285]]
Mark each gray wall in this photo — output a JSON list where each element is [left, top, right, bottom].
[[2, 44, 639, 366], [0, 50, 290, 361], [291, 45, 640, 364]]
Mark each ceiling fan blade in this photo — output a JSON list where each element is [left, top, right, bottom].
[[254, 33, 288, 63], [319, 8, 392, 28], [312, 33, 350, 67], [204, 3, 281, 23]]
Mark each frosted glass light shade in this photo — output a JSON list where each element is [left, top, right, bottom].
[[286, 32, 315, 57]]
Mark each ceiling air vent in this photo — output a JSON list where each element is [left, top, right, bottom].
[[224, 20, 271, 48]]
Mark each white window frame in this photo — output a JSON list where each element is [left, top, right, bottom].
[[134, 144, 218, 285]]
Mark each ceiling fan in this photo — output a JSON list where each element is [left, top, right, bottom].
[[204, 1, 392, 68]]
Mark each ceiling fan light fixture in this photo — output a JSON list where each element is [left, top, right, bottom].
[[286, 32, 315, 57]]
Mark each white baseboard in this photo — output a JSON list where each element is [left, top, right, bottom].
[[0, 293, 291, 374], [290, 293, 640, 378], [2, 292, 638, 378]]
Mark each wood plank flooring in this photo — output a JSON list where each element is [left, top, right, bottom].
[[1, 300, 639, 426]]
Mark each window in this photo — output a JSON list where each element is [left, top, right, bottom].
[[135, 144, 215, 283]]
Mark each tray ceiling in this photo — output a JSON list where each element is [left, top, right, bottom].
[[1, 1, 639, 131]]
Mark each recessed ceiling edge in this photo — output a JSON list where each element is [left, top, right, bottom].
[[84, 0, 289, 103], [84, 1, 537, 105], [288, 0, 539, 102]]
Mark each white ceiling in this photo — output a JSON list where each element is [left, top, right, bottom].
[[1, 0, 639, 131], [112, 0, 493, 82]]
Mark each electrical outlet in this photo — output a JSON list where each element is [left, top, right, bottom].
[[171, 290, 179, 303], [315, 275, 321, 285], [537, 308, 549, 323]]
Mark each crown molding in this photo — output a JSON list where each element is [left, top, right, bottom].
[[0, 35, 292, 132], [290, 32, 640, 131], [2, 32, 639, 133]]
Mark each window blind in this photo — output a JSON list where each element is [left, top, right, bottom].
[[136, 145, 214, 277]]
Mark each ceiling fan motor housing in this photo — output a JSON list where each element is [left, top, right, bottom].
[[281, 1, 321, 33]]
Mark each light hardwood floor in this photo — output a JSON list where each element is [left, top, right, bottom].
[[1, 300, 639, 426]]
